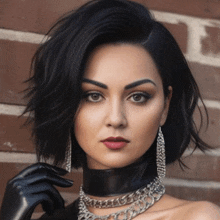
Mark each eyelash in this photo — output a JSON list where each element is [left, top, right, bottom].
[[83, 92, 104, 103], [82, 91, 152, 104], [129, 92, 152, 104]]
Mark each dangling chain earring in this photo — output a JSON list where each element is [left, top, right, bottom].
[[63, 135, 72, 173], [156, 127, 166, 180]]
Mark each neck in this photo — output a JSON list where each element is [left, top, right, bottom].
[[82, 158, 157, 197]]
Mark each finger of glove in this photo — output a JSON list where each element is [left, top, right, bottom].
[[10, 164, 70, 185], [5, 193, 55, 220], [27, 182, 64, 210], [30, 193, 55, 216], [11, 163, 68, 181], [16, 172, 73, 188], [23, 206, 36, 220]]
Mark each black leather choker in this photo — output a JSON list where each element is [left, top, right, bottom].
[[82, 158, 157, 197]]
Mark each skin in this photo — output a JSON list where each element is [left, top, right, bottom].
[[74, 43, 172, 170], [74, 43, 220, 219]]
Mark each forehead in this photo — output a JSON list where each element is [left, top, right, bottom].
[[83, 43, 162, 86]]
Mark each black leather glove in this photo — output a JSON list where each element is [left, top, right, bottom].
[[0, 163, 73, 220]]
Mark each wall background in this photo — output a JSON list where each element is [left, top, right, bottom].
[[0, 0, 220, 218]]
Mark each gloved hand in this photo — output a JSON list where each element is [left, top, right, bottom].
[[0, 163, 73, 220]]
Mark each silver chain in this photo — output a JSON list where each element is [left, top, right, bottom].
[[80, 184, 153, 208], [156, 127, 166, 180], [78, 177, 165, 220]]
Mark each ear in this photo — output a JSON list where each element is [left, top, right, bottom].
[[160, 86, 172, 126]]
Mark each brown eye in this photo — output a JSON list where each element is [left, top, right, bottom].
[[90, 93, 100, 100], [133, 94, 143, 102], [84, 92, 103, 102], [129, 92, 151, 103]]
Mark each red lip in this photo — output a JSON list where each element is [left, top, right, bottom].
[[101, 137, 129, 150], [101, 137, 129, 142]]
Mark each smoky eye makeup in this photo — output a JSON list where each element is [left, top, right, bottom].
[[82, 91, 104, 102], [127, 91, 153, 104], [81, 79, 157, 104]]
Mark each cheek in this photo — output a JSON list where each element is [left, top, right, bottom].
[[74, 107, 102, 147], [129, 103, 164, 143]]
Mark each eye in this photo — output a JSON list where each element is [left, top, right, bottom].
[[83, 92, 104, 102], [129, 92, 151, 103]]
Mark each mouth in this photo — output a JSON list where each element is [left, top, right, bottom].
[[101, 137, 130, 142], [101, 137, 129, 150]]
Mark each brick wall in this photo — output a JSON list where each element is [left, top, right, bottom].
[[1, 0, 220, 218]]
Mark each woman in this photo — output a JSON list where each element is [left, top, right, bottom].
[[1, 0, 220, 219]]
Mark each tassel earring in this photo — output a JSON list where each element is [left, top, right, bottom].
[[63, 135, 72, 173], [156, 127, 166, 180]]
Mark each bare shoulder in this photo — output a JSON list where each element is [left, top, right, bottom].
[[165, 196, 220, 220], [142, 195, 220, 220], [183, 201, 220, 220]]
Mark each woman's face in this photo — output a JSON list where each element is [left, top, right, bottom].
[[74, 43, 172, 169]]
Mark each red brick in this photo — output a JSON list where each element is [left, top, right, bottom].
[[162, 22, 188, 54], [0, 115, 34, 153], [193, 107, 220, 148], [0, 0, 90, 34], [167, 154, 220, 182], [0, 40, 38, 105], [1, 0, 220, 34], [201, 26, 220, 56], [189, 62, 220, 100], [136, 0, 220, 20], [166, 185, 220, 206]]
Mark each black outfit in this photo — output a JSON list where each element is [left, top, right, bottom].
[[38, 158, 157, 220], [38, 200, 79, 220]]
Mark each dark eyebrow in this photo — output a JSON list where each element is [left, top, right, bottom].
[[82, 78, 156, 90], [125, 79, 156, 90], [82, 78, 108, 89]]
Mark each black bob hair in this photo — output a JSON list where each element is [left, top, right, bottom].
[[24, 0, 211, 169]]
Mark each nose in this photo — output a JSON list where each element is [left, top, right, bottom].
[[105, 100, 127, 128]]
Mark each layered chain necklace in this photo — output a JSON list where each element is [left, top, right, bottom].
[[78, 177, 165, 220]]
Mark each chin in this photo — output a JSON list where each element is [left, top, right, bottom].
[[95, 158, 139, 170], [86, 150, 144, 169]]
